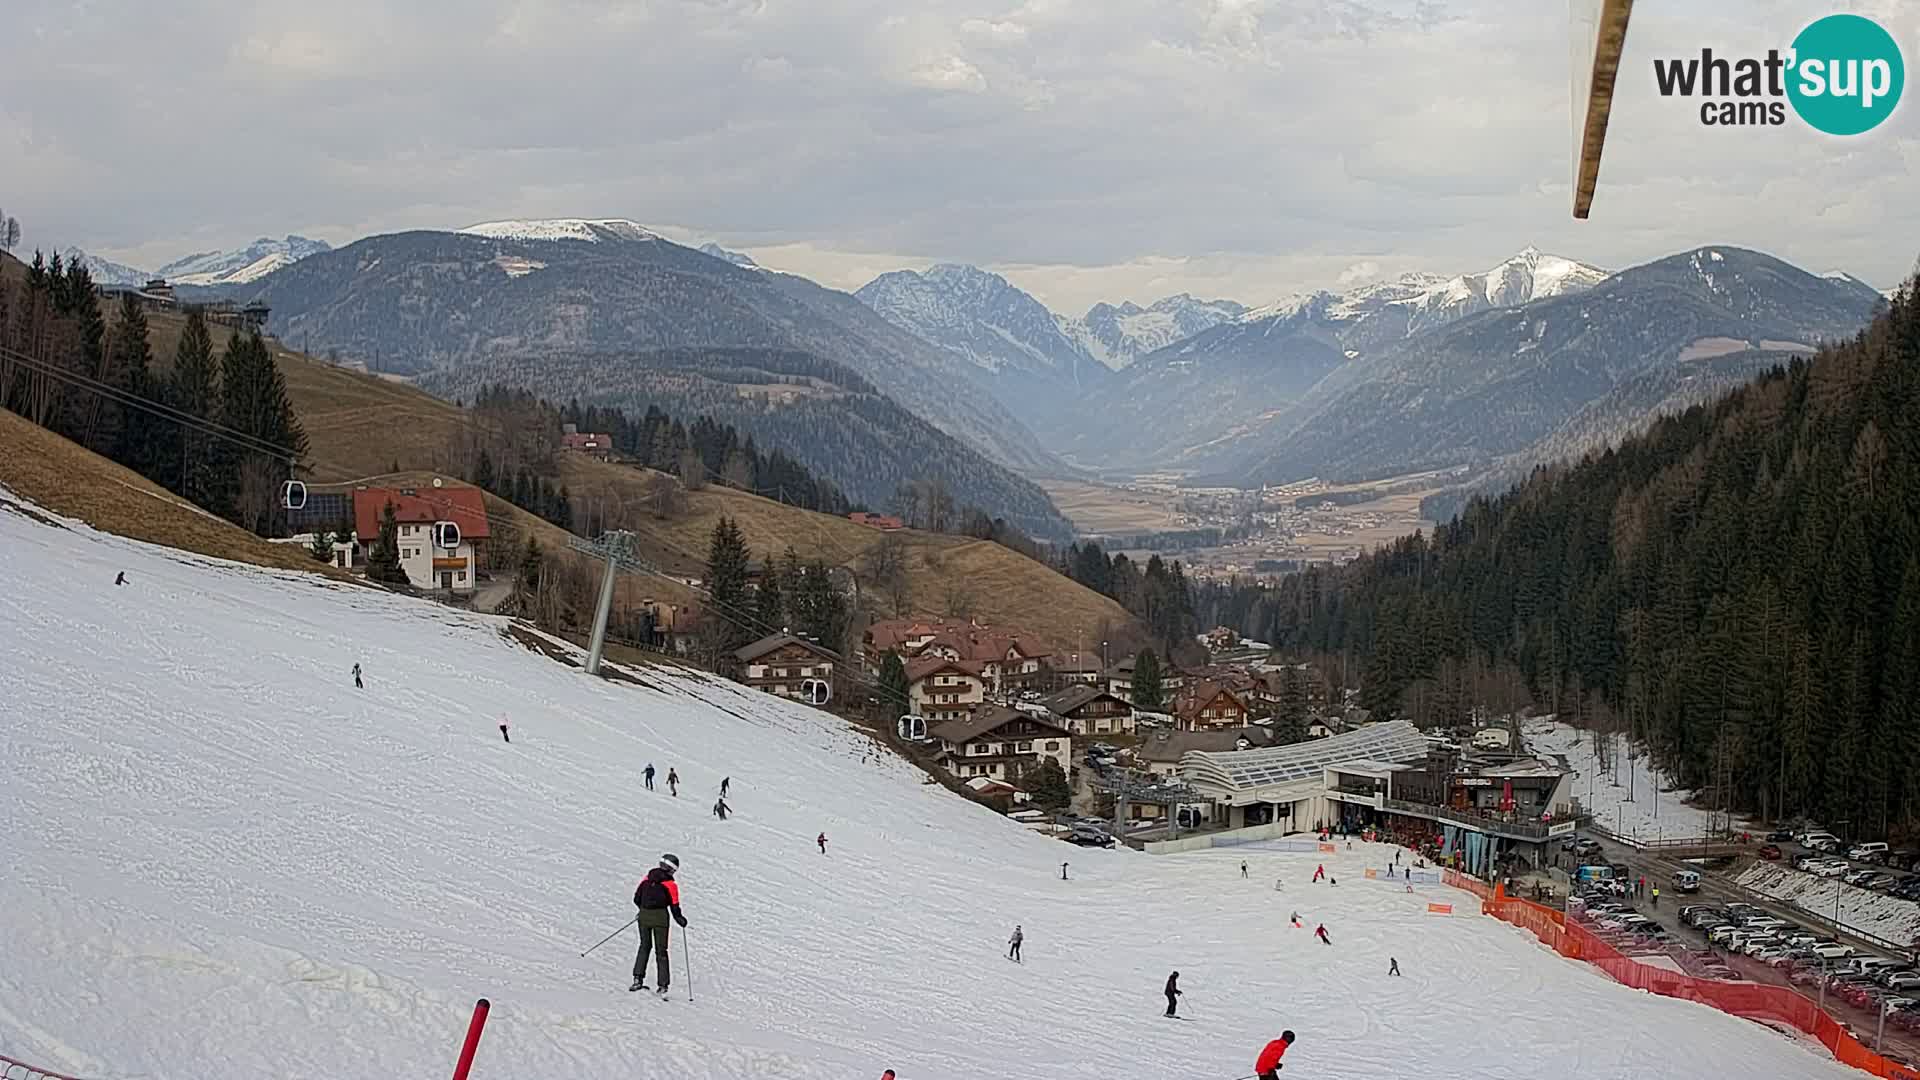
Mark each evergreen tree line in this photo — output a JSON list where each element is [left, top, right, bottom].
[[452, 382, 850, 517], [1056, 540, 1199, 654], [1243, 276, 1920, 836], [704, 515, 852, 659], [0, 250, 307, 535]]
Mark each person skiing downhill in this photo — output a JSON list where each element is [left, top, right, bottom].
[[630, 854, 689, 995], [1315, 924, 1331, 946], [721, 776, 731, 798], [644, 763, 656, 791], [1255, 1030, 1296, 1078], [1241, 861, 1249, 879], [818, 832, 828, 854], [713, 797, 730, 820], [1312, 864, 1325, 883], [1007, 925, 1023, 963], [1388, 956, 1402, 976], [1289, 910, 1302, 927], [1164, 971, 1183, 1017], [114, 571, 126, 586], [667, 768, 680, 797], [499, 717, 510, 743], [352, 662, 362, 689]]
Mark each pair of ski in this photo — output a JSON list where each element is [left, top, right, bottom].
[[629, 983, 673, 1000]]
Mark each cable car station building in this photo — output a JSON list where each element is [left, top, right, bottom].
[[1179, 720, 1579, 873]]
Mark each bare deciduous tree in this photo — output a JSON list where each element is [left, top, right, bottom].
[[862, 533, 912, 615]]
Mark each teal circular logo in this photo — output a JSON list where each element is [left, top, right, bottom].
[[1787, 14, 1905, 135]]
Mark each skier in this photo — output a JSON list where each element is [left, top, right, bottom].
[[1315, 923, 1331, 946], [713, 797, 730, 820], [1255, 1030, 1296, 1079], [667, 768, 680, 797], [644, 763, 656, 791], [1389, 957, 1401, 976], [629, 854, 689, 995], [1404, 866, 1411, 882], [1164, 971, 1183, 1017], [114, 571, 126, 586], [499, 718, 510, 743], [1061, 862, 1069, 881], [352, 662, 363, 689], [1241, 861, 1249, 879], [1007, 925, 1023, 963], [721, 776, 731, 798], [1289, 910, 1302, 928], [881, 1072, 895, 1080], [818, 832, 828, 855], [1312, 864, 1325, 883]]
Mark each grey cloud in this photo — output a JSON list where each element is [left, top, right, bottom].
[[2, 0, 1914, 312]]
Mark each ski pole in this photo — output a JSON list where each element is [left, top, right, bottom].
[[581, 915, 637, 957], [682, 927, 695, 1002]]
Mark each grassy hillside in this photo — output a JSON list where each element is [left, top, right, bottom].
[[148, 309, 1138, 646], [0, 408, 352, 579]]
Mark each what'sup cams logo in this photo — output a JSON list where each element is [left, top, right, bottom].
[[1653, 13, 1905, 134]]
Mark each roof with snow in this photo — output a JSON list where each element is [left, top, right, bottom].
[[1181, 720, 1429, 792]]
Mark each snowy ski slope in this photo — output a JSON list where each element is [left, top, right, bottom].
[[0, 488, 1862, 1080]]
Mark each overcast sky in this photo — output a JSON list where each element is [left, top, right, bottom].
[[3, 0, 1915, 312]]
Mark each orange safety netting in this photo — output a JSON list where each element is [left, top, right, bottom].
[[1469, 882, 1920, 1080]]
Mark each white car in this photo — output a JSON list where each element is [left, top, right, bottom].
[[1849, 842, 1890, 861], [1812, 942, 1857, 960], [1740, 935, 1783, 956], [1814, 861, 1850, 878], [1844, 868, 1878, 886], [1885, 973, 1920, 992], [1755, 947, 1794, 965]]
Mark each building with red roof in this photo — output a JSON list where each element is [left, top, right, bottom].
[[351, 484, 491, 593]]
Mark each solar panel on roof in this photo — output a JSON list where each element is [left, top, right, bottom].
[[1180, 721, 1429, 792]]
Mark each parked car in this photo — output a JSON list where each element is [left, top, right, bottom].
[[1813, 860, 1850, 878], [1880, 970, 1920, 991], [1755, 946, 1795, 965], [1849, 842, 1891, 862], [1767, 828, 1795, 842], [1812, 942, 1857, 960], [1759, 844, 1783, 860], [1801, 830, 1841, 848], [1067, 824, 1115, 848], [1844, 868, 1879, 886], [1740, 935, 1784, 956], [1576, 838, 1604, 857]]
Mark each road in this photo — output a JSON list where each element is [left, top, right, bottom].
[[1576, 831, 1920, 1067]]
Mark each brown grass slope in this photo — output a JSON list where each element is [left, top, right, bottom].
[[0, 408, 353, 578], [190, 309, 1137, 645]]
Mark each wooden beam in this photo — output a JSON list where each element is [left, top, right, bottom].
[[1573, 0, 1636, 220]]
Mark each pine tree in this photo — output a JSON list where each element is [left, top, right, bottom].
[[754, 550, 785, 631], [794, 559, 849, 650], [704, 516, 752, 651], [878, 651, 909, 717], [218, 330, 308, 535], [171, 307, 226, 512], [514, 537, 545, 612], [1026, 758, 1072, 810], [365, 503, 411, 585], [474, 448, 496, 493], [105, 292, 160, 477], [1276, 666, 1308, 744], [1132, 649, 1166, 711]]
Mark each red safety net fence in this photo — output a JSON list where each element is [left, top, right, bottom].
[[1458, 877, 1920, 1080]]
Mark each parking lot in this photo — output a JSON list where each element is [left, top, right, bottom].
[[1565, 831, 1920, 1069]]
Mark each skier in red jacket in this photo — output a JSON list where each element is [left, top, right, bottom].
[[1256, 1030, 1295, 1078]]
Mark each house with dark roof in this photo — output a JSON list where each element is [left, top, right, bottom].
[[931, 705, 1072, 784], [1173, 680, 1251, 732], [350, 485, 490, 593], [734, 634, 837, 703], [1040, 686, 1136, 737], [905, 656, 988, 724]]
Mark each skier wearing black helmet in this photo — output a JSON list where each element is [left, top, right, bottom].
[[630, 853, 689, 995]]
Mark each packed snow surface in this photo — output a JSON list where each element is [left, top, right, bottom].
[[458, 218, 661, 243], [0, 493, 1860, 1079], [1738, 863, 1920, 948], [1525, 719, 1736, 840]]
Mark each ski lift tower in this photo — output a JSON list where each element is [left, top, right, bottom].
[[1090, 771, 1205, 841], [569, 529, 642, 677]]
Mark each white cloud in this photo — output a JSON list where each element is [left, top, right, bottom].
[[0, 0, 1913, 314]]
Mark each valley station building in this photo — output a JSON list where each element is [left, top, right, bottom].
[[1177, 720, 1580, 876]]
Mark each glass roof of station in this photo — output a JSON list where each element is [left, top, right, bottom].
[[1182, 720, 1430, 791]]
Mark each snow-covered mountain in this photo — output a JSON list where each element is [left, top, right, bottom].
[[855, 263, 1110, 429], [1061, 294, 1247, 370], [64, 248, 150, 287], [698, 241, 760, 269], [157, 235, 332, 286], [0, 486, 1861, 1080], [457, 218, 661, 244]]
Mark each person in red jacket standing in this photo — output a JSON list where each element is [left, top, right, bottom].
[[629, 854, 688, 995], [1256, 1030, 1295, 1078]]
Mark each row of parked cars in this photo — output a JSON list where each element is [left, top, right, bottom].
[[1788, 852, 1920, 899]]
